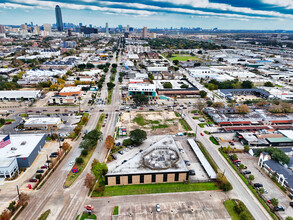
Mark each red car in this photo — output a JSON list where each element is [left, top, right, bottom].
[[41, 165, 48, 169], [28, 110, 33, 112], [4, 122, 11, 125], [139, 107, 143, 110], [102, 124, 105, 127], [200, 133, 204, 136], [234, 160, 241, 163], [29, 178, 37, 182], [267, 200, 271, 204]]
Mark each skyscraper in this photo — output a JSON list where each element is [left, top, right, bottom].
[[105, 22, 109, 37], [142, 26, 148, 38], [55, 5, 63, 32], [43, 24, 52, 33]]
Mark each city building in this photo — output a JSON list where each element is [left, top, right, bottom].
[[105, 22, 109, 37], [43, 23, 51, 33], [55, 5, 63, 32], [0, 134, 46, 178], [142, 26, 148, 38], [128, 83, 157, 97], [0, 25, 5, 34], [48, 94, 78, 105], [24, 117, 62, 130], [106, 136, 189, 186], [62, 41, 76, 48]]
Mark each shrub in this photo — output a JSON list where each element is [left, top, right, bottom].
[[163, 82, 172, 89], [76, 157, 84, 164], [123, 138, 133, 146], [81, 149, 88, 156]]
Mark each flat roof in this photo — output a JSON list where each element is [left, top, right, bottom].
[[267, 137, 293, 143], [0, 90, 41, 99], [60, 87, 81, 93], [107, 136, 188, 176], [187, 139, 217, 179], [153, 80, 195, 90], [24, 117, 61, 125], [0, 134, 45, 160], [278, 130, 293, 140]]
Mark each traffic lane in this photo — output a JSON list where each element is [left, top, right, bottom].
[[184, 114, 271, 220]]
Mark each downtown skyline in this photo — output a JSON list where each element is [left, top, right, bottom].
[[1, 0, 293, 30]]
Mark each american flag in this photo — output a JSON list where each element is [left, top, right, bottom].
[[0, 135, 11, 149]]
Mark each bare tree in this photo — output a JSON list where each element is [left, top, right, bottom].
[[196, 100, 206, 112], [18, 192, 29, 206], [84, 173, 95, 189]]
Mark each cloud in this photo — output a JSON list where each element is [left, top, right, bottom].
[[0, 2, 34, 9], [262, 0, 293, 9]]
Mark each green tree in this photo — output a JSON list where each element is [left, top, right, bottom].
[[92, 161, 108, 179], [270, 198, 278, 208], [163, 82, 172, 89], [0, 118, 5, 124], [241, 80, 253, 89], [76, 157, 84, 164], [244, 145, 250, 153], [231, 154, 238, 161], [107, 82, 115, 90], [130, 129, 147, 146], [132, 94, 148, 106], [83, 130, 103, 142], [199, 90, 207, 98], [173, 60, 179, 65], [123, 138, 133, 146], [239, 212, 251, 220], [248, 175, 254, 181], [81, 149, 88, 156], [285, 217, 293, 220], [239, 164, 245, 169], [264, 81, 274, 87]]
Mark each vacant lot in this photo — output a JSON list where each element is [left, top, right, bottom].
[[119, 111, 185, 135], [164, 54, 200, 61]]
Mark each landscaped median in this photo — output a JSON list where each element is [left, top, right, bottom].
[[64, 114, 104, 188], [224, 199, 253, 220], [91, 182, 219, 197], [219, 148, 278, 220]]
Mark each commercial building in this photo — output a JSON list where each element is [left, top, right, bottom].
[[0, 134, 46, 178], [0, 90, 41, 101], [218, 88, 274, 100], [142, 26, 147, 38], [48, 94, 78, 105], [128, 83, 157, 97], [24, 117, 62, 130], [59, 86, 82, 96], [106, 136, 189, 186]]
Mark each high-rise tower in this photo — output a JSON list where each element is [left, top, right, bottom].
[[105, 22, 109, 37], [55, 5, 63, 32]]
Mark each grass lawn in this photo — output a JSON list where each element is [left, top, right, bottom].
[[80, 213, 96, 220], [79, 113, 89, 126], [198, 123, 206, 128], [0, 119, 15, 128], [96, 113, 105, 131], [107, 89, 113, 105], [164, 54, 200, 61], [133, 114, 161, 127], [19, 113, 28, 117], [113, 206, 119, 215], [224, 200, 240, 220], [92, 182, 219, 197], [209, 136, 220, 145], [179, 119, 192, 131], [37, 210, 51, 220]]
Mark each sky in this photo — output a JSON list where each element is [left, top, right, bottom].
[[1, 0, 293, 29]]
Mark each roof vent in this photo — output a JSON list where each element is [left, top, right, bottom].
[[21, 141, 26, 145]]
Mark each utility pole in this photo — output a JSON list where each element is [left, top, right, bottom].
[[16, 185, 20, 199]]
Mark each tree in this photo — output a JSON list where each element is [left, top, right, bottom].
[[239, 212, 251, 220], [76, 157, 84, 164], [236, 105, 250, 114], [81, 115, 89, 124], [241, 80, 253, 89], [213, 102, 224, 109], [123, 138, 133, 146], [18, 192, 29, 206], [180, 84, 189, 89], [244, 145, 250, 153], [104, 135, 114, 150], [231, 154, 238, 161], [264, 81, 274, 87], [199, 90, 207, 98], [217, 173, 232, 192], [107, 82, 115, 90], [62, 142, 70, 152], [285, 217, 293, 220], [130, 129, 147, 145], [0, 118, 5, 124], [239, 164, 245, 169], [0, 209, 11, 220], [248, 175, 254, 181], [256, 101, 269, 107], [92, 161, 108, 179], [163, 82, 172, 89], [132, 94, 148, 106], [82, 149, 88, 156], [196, 100, 206, 112], [84, 173, 95, 189], [270, 198, 278, 208], [173, 60, 179, 65], [112, 63, 117, 68], [259, 187, 264, 194], [74, 124, 82, 135]]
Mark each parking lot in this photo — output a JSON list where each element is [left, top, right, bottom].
[[237, 153, 293, 218], [176, 139, 209, 181], [90, 191, 230, 220]]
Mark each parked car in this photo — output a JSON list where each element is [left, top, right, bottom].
[[200, 133, 204, 136], [184, 160, 191, 166], [99, 109, 104, 112], [111, 155, 117, 160], [102, 124, 105, 127], [115, 142, 121, 146], [122, 160, 127, 164], [267, 199, 271, 204], [51, 152, 58, 156], [275, 206, 285, 211], [36, 170, 44, 173], [156, 204, 161, 212], [118, 150, 124, 155], [49, 155, 57, 158], [289, 202, 293, 207], [242, 170, 251, 175], [189, 170, 195, 175], [36, 111, 41, 113], [254, 183, 263, 188], [29, 178, 37, 182], [41, 165, 48, 169], [4, 122, 11, 125], [139, 107, 143, 110], [233, 160, 241, 163]]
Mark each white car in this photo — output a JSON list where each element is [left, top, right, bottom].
[[156, 204, 161, 212]]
